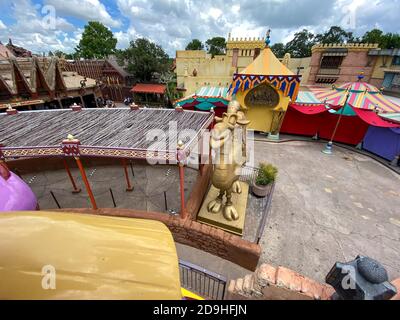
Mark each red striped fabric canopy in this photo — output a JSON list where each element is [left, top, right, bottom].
[[350, 106, 400, 128]]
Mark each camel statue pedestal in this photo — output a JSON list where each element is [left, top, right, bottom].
[[197, 182, 249, 236]]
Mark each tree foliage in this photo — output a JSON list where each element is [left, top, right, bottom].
[[285, 29, 316, 58], [186, 39, 204, 50], [205, 37, 226, 57], [75, 21, 117, 59], [315, 26, 355, 44], [270, 43, 286, 58], [362, 29, 400, 49], [267, 26, 400, 59], [117, 38, 170, 82]]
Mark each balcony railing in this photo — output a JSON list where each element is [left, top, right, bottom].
[[179, 260, 227, 300], [318, 68, 340, 76]]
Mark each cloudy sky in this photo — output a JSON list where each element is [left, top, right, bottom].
[[0, 0, 399, 56]]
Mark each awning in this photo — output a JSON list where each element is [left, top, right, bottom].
[[131, 83, 166, 94], [290, 103, 341, 115], [350, 105, 400, 128], [296, 91, 322, 104], [174, 86, 230, 111], [322, 52, 347, 57]]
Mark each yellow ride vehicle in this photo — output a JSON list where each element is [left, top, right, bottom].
[[0, 212, 203, 300]]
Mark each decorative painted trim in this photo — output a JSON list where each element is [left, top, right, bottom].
[[228, 74, 302, 101]]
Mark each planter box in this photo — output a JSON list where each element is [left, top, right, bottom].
[[251, 181, 273, 198]]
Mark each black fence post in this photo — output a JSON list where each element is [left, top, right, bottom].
[[50, 191, 61, 209], [164, 191, 168, 211], [109, 188, 117, 208]]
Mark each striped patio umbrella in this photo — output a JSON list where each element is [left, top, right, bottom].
[[310, 81, 400, 114]]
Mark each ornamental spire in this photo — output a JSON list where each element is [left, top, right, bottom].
[[265, 29, 271, 48]]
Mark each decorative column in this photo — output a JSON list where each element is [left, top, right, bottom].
[[62, 135, 98, 210], [209, 107, 216, 165], [0, 144, 7, 168], [62, 158, 81, 193], [177, 140, 187, 220], [121, 159, 134, 192], [210, 107, 215, 129]]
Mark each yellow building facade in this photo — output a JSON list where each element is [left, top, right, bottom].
[[175, 36, 265, 95]]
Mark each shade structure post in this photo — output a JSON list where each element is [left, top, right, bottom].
[[62, 158, 81, 194], [177, 140, 187, 220], [121, 158, 134, 192], [62, 135, 98, 210], [322, 90, 351, 155], [0, 144, 7, 168]]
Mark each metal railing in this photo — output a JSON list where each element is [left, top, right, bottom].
[[317, 68, 341, 75], [239, 165, 276, 244], [239, 165, 259, 185], [179, 260, 227, 300]]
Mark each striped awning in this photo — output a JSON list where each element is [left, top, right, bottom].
[[194, 86, 230, 98], [309, 81, 400, 113], [295, 91, 322, 104], [174, 86, 231, 111]]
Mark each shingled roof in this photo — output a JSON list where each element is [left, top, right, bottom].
[[0, 108, 213, 161]]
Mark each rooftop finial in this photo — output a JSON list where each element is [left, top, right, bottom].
[[265, 29, 271, 48], [357, 71, 365, 82]]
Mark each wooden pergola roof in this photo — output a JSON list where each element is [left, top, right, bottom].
[[0, 108, 213, 161]]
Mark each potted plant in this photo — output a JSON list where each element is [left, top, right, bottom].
[[251, 163, 278, 198]]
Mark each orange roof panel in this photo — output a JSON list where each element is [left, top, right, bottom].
[[131, 83, 166, 94]]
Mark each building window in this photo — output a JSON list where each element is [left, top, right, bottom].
[[320, 56, 343, 69], [254, 48, 261, 60], [392, 56, 400, 66]]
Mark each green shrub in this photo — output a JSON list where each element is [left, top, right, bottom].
[[255, 163, 278, 186]]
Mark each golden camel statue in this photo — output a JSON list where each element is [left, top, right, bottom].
[[207, 100, 250, 221]]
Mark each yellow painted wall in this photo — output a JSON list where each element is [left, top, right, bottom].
[[285, 57, 311, 83], [176, 50, 235, 95], [175, 37, 265, 95], [371, 56, 395, 79], [235, 86, 291, 133]]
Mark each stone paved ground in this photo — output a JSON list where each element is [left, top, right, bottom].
[[251, 140, 400, 283], [26, 164, 198, 215], [19, 140, 400, 284]]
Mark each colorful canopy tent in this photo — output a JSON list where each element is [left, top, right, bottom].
[[310, 82, 400, 114], [363, 127, 400, 161], [228, 42, 302, 133], [174, 86, 230, 117], [279, 102, 368, 142], [381, 113, 400, 123], [355, 109, 400, 161], [229, 49, 301, 101], [296, 90, 323, 104], [281, 103, 400, 145], [281, 80, 400, 145]]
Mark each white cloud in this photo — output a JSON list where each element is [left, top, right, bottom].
[[208, 8, 223, 20], [1, 0, 400, 57], [44, 0, 122, 28], [0, 0, 80, 54]]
